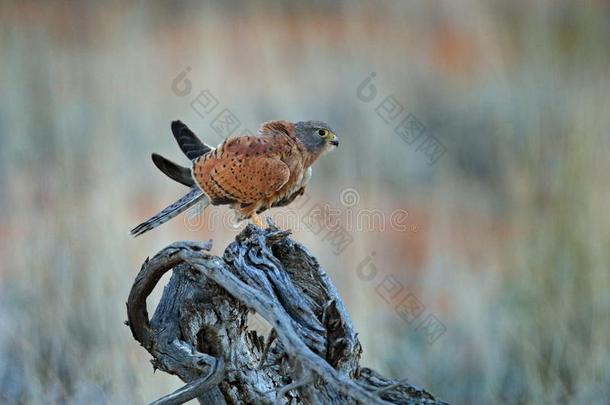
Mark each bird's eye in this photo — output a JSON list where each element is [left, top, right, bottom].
[[318, 129, 328, 137]]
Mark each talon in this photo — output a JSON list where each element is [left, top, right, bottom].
[[250, 213, 265, 228]]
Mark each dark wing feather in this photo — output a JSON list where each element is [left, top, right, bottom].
[[171, 120, 212, 160], [256, 187, 305, 213], [151, 153, 195, 187], [271, 187, 305, 208]]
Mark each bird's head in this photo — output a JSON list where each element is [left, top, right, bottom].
[[294, 120, 339, 154]]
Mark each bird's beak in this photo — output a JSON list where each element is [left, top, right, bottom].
[[330, 133, 339, 147]]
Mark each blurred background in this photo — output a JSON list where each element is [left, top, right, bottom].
[[2, 0, 610, 403]]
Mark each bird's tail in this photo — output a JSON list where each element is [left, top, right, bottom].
[[130, 188, 209, 237]]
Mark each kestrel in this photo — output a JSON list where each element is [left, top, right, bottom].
[[130, 120, 339, 236]]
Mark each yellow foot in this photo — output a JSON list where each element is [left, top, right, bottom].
[[250, 213, 265, 228]]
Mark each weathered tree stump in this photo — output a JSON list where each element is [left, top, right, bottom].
[[126, 222, 448, 404]]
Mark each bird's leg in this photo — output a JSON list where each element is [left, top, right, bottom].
[[250, 213, 265, 228]]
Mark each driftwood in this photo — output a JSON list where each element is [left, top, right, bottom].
[[126, 221, 448, 404]]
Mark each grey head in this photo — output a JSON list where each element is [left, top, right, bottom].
[[294, 120, 339, 153]]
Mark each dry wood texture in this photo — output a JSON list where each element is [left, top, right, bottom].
[[126, 222, 448, 404]]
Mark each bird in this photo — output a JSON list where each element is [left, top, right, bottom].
[[130, 119, 339, 237]]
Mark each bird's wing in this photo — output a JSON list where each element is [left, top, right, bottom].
[[192, 133, 294, 204], [207, 157, 290, 204], [151, 153, 195, 187], [171, 120, 213, 160]]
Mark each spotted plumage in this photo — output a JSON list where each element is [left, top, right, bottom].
[[130, 119, 338, 236]]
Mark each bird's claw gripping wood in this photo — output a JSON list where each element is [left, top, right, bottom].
[[126, 222, 448, 404], [250, 213, 266, 228]]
